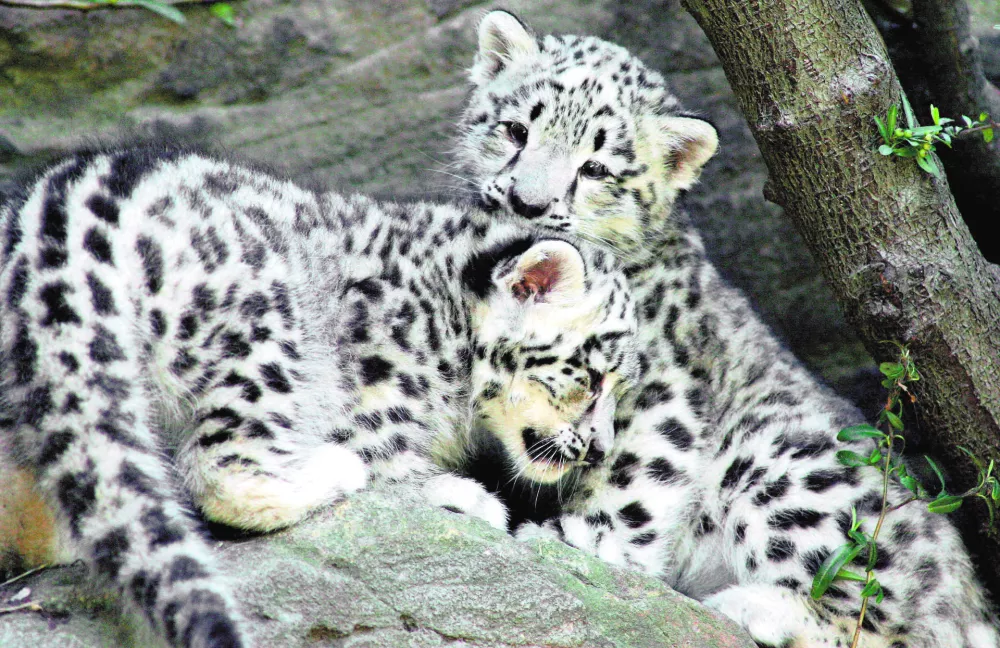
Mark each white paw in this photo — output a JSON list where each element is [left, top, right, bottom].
[[422, 474, 508, 530], [308, 443, 368, 496], [198, 443, 368, 532], [514, 521, 561, 542], [702, 585, 806, 645]]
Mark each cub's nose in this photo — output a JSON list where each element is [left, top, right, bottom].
[[508, 186, 551, 219]]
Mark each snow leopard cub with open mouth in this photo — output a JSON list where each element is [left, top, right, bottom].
[[454, 10, 999, 648], [0, 147, 638, 648]]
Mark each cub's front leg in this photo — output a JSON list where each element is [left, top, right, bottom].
[[422, 473, 509, 530], [510, 400, 708, 580]]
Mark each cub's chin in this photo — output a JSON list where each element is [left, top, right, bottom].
[[517, 451, 577, 484], [460, 424, 586, 528]]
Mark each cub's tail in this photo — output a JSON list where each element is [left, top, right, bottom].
[[0, 156, 245, 648]]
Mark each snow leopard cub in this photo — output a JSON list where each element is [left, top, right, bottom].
[[453, 10, 999, 647], [0, 147, 638, 648]]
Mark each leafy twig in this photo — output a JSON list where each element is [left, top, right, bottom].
[[810, 343, 999, 646], [0, 602, 42, 615], [0, 0, 237, 26], [0, 564, 49, 589], [875, 100, 994, 177]]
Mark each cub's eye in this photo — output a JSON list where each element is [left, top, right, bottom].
[[503, 122, 529, 148], [581, 160, 610, 180]]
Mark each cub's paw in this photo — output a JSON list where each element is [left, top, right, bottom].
[[301, 442, 369, 499], [197, 443, 368, 532], [702, 584, 815, 646], [422, 474, 508, 530], [513, 520, 562, 542]]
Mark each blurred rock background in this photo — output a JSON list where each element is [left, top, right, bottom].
[[1, 2, 998, 645], [1, 0, 997, 394]]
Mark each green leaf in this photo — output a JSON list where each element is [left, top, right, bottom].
[[866, 541, 878, 570], [868, 446, 884, 465], [209, 2, 235, 26], [879, 362, 904, 378], [835, 568, 868, 583], [811, 543, 864, 599], [884, 410, 904, 431], [980, 112, 990, 122], [894, 146, 919, 158], [900, 474, 920, 494], [837, 450, 871, 468], [874, 115, 888, 141], [991, 479, 999, 501], [925, 456, 947, 495], [928, 495, 963, 514], [985, 128, 994, 144], [878, 144, 894, 156], [837, 425, 885, 442], [963, 115, 974, 128], [887, 105, 898, 135], [930, 104, 940, 125], [901, 94, 917, 129], [133, 0, 186, 23], [916, 154, 940, 177], [861, 577, 882, 599], [958, 446, 987, 473]]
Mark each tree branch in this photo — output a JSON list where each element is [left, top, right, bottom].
[[0, 0, 213, 11]]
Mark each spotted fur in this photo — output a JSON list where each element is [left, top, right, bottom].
[[455, 11, 999, 647], [0, 148, 638, 647]]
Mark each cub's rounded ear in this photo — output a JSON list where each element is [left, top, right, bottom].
[[495, 240, 586, 305], [471, 10, 539, 84], [656, 115, 719, 190]]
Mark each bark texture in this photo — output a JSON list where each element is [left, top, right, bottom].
[[681, 0, 1000, 592]]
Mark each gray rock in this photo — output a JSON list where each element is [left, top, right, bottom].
[[0, 486, 755, 647]]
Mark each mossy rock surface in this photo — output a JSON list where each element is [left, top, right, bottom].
[[0, 486, 754, 647]]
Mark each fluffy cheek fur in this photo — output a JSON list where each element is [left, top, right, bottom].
[[573, 128, 685, 249], [575, 184, 646, 251]]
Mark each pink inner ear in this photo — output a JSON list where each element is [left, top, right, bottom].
[[512, 257, 562, 302]]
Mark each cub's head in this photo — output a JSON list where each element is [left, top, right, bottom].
[[468, 239, 638, 484], [458, 10, 718, 256]]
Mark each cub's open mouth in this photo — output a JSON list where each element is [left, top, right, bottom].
[[520, 426, 585, 483]]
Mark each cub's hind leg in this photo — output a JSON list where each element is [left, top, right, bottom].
[[0, 453, 73, 575], [706, 420, 1000, 648], [163, 277, 366, 533], [0, 159, 244, 646]]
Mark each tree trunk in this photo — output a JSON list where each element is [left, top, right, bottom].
[[681, 0, 1000, 593]]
